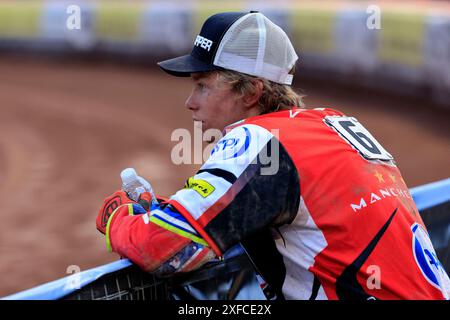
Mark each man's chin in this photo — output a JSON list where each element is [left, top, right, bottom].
[[204, 125, 223, 133], [193, 120, 223, 135], [193, 121, 205, 130]]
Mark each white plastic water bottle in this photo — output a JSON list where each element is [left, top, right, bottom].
[[120, 168, 157, 205]]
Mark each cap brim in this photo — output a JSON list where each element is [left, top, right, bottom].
[[157, 54, 222, 77]]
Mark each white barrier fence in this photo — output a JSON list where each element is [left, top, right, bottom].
[[0, 1, 449, 107], [2, 177, 450, 300]]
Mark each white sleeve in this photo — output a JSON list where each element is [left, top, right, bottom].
[[170, 124, 300, 253]]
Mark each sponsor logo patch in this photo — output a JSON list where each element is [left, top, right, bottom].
[[194, 35, 213, 51], [184, 177, 215, 198], [210, 127, 251, 160], [411, 223, 448, 292], [349, 187, 412, 212]]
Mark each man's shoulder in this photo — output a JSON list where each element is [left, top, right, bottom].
[[237, 107, 346, 127], [222, 107, 347, 139], [249, 107, 345, 121]]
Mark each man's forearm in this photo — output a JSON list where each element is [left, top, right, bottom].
[[107, 203, 215, 275]]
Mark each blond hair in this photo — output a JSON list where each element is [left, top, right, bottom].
[[217, 69, 305, 115]]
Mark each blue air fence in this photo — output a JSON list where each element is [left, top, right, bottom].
[[3, 177, 450, 300], [0, 1, 449, 108]]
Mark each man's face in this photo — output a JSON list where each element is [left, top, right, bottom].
[[185, 72, 245, 132]]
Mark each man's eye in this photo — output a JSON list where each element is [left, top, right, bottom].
[[197, 83, 205, 90]]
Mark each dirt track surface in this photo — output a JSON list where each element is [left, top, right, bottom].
[[0, 57, 449, 297]]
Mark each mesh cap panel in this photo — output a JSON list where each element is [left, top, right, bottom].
[[214, 13, 298, 85]]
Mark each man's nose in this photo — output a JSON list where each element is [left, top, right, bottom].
[[185, 92, 199, 111]]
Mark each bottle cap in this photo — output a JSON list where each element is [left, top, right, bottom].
[[120, 168, 138, 185]]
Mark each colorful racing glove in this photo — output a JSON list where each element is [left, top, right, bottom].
[[96, 190, 152, 234], [96, 190, 215, 275]]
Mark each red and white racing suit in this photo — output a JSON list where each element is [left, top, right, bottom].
[[106, 107, 450, 300]]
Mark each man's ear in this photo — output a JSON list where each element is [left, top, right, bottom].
[[243, 79, 263, 108]]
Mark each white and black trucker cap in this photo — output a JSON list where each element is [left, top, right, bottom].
[[158, 11, 298, 85]]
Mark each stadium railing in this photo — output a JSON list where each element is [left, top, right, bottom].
[[2, 177, 450, 300], [1, 1, 450, 108]]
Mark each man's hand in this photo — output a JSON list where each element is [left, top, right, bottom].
[[96, 190, 131, 234], [137, 192, 152, 211], [96, 190, 153, 234]]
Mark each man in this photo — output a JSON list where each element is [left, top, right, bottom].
[[96, 11, 450, 300]]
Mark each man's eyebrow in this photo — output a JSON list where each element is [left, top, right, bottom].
[[191, 73, 209, 81]]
